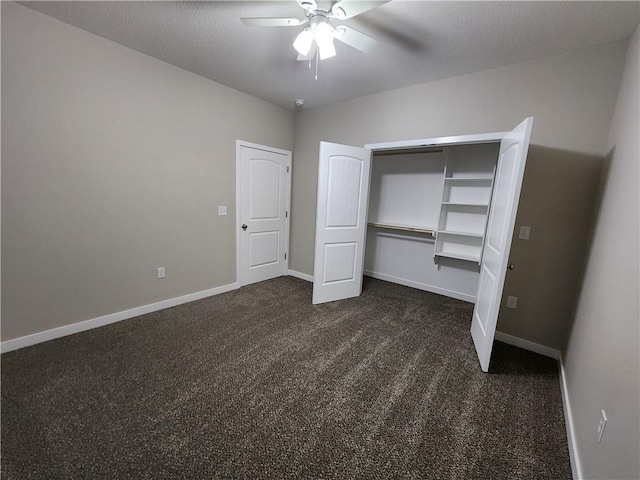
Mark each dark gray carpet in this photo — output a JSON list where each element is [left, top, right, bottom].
[[1, 276, 571, 479]]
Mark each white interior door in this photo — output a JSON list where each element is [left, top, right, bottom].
[[313, 142, 372, 304], [238, 143, 291, 287], [471, 117, 534, 372]]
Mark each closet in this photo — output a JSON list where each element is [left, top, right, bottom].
[[312, 117, 533, 371], [365, 143, 499, 302]]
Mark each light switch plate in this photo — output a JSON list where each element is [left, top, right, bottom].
[[506, 296, 518, 309], [218, 205, 227, 216], [519, 226, 531, 240]]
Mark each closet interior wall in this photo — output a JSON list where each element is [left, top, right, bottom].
[[364, 143, 500, 303]]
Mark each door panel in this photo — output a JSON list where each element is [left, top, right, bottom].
[[239, 145, 290, 286], [250, 159, 281, 219], [249, 231, 280, 267], [313, 142, 372, 304], [471, 117, 533, 372], [486, 151, 518, 251], [475, 264, 496, 334], [323, 242, 358, 283], [326, 156, 364, 227]]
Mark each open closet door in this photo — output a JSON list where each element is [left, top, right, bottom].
[[471, 117, 533, 372], [312, 142, 372, 304]]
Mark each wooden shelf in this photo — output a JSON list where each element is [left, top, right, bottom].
[[368, 222, 436, 236]]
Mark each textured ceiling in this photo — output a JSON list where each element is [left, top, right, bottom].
[[20, 1, 640, 110]]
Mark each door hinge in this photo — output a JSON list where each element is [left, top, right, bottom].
[[287, 166, 290, 173], [285, 211, 288, 218], [284, 252, 287, 260]]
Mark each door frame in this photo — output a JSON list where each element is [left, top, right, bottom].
[[235, 140, 292, 287], [365, 131, 509, 152]]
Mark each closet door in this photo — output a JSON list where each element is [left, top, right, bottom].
[[471, 117, 534, 372], [313, 142, 372, 304]]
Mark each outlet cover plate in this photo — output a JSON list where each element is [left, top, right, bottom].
[[157, 267, 166, 279], [506, 296, 518, 309], [519, 226, 531, 240], [218, 205, 227, 216]]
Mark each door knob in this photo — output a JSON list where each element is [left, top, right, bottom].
[[242, 224, 247, 231], [507, 263, 514, 270]]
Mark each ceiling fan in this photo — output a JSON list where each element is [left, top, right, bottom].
[[241, 0, 389, 62]]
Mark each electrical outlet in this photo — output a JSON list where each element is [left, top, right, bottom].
[[597, 409, 608, 444], [218, 205, 227, 216], [519, 226, 531, 240], [506, 296, 518, 309], [157, 267, 166, 279]]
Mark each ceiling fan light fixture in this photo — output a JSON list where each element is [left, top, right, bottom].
[[318, 39, 336, 60], [315, 21, 336, 60], [293, 27, 314, 56]]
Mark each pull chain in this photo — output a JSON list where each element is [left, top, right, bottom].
[[315, 52, 319, 81]]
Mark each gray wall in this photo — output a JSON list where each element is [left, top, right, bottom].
[[1, 3, 293, 341], [563, 25, 639, 480], [289, 40, 627, 350]]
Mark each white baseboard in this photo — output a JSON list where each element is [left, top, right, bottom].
[[494, 331, 560, 360], [1, 282, 239, 353], [364, 270, 476, 303], [559, 355, 582, 480], [286, 269, 313, 282]]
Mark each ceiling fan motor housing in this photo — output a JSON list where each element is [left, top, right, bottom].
[[309, 14, 331, 31]]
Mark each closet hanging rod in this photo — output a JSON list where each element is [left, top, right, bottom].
[[368, 222, 436, 236], [373, 148, 444, 156]]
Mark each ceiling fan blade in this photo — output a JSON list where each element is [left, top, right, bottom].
[[334, 25, 379, 53], [331, 0, 390, 20], [240, 17, 307, 27], [295, 0, 318, 12], [297, 41, 317, 61]]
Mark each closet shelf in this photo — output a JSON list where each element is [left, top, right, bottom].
[[434, 251, 482, 263], [444, 176, 493, 182], [441, 202, 489, 208], [368, 222, 436, 236], [438, 230, 485, 238]]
